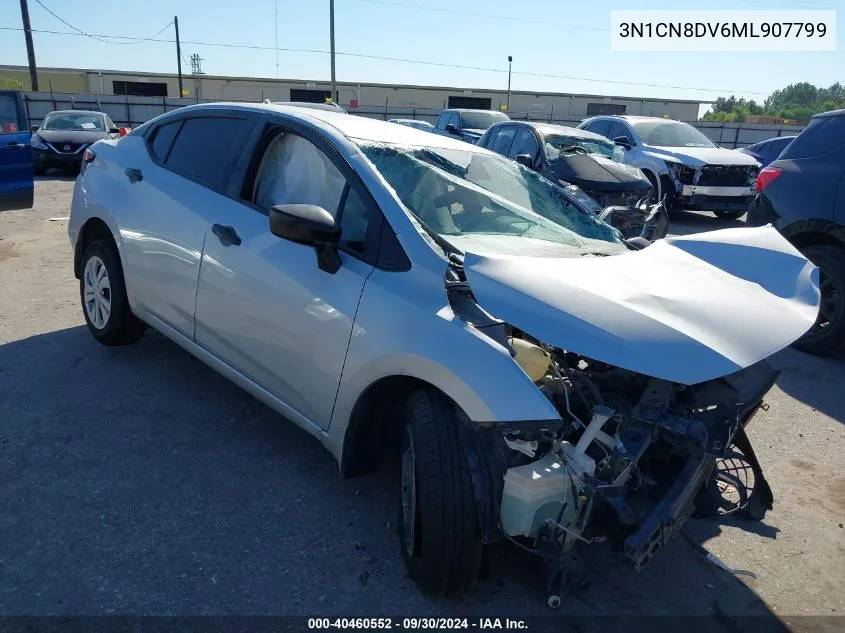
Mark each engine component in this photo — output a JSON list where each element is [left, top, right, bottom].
[[509, 337, 550, 382]]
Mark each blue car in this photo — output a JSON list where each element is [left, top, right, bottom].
[[739, 135, 796, 168], [0, 90, 34, 211]]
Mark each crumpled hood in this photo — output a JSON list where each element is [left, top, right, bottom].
[[551, 153, 650, 192], [463, 225, 819, 385], [644, 145, 760, 167]]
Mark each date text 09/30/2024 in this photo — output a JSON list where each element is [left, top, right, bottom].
[[307, 618, 528, 630]]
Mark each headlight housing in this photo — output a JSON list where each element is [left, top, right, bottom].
[[666, 161, 695, 185], [30, 134, 48, 150]]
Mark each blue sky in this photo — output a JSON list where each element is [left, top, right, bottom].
[[1, 0, 842, 112]]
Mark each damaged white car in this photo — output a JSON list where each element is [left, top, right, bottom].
[[68, 104, 820, 600]]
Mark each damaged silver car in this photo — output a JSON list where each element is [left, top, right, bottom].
[[68, 104, 820, 601]]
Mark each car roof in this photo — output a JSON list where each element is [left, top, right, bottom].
[[444, 108, 504, 113], [498, 120, 611, 142], [193, 102, 484, 152], [812, 108, 845, 119], [45, 110, 105, 116]]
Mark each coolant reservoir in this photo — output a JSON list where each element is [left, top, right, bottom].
[[500, 451, 593, 537], [509, 337, 550, 382]]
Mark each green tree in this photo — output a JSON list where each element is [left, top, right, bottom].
[[702, 82, 845, 125], [0, 75, 25, 90]]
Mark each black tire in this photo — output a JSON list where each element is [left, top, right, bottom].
[[398, 389, 482, 595], [80, 239, 146, 346], [713, 209, 746, 220], [791, 245, 845, 355]]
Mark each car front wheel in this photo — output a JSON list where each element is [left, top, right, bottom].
[[398, 389, 482, 595], [80, 239, 146, 346], [792, 244, 845, 355]]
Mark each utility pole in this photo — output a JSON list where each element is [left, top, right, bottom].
[[19, 0, 38, 91], [506, 56, 513, 112], [275, 0, 280, 99], [174, 16, 183, 98], [329, 0, 336, 103], [190, 53, 204, 103]]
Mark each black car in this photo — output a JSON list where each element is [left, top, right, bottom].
[[30, 110, 121, 174], [478, 121, 654, 208], [433, 108, 510, 144], [739, 135, 796, 168], [747, 109, 845, 354]]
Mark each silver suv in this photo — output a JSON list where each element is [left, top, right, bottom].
[[69, 103, 817, 598], [579, 115, 760, 219]]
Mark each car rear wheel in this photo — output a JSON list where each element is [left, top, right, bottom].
[[713, 210, 746, 220], [398, 389, 482, 595], [80, 240, 146, 346], [792, 245, 845, 355]]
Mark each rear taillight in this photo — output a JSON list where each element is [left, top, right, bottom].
[[80, 149, 96, 174], [756, 166, 782, 192]]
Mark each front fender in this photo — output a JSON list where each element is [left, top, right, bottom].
[[326, 267, 561, 462]]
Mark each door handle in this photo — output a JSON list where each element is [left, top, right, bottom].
[[1, 142, 25, 151], [212, 223, 242, 246], [125, 167, 143, 183]]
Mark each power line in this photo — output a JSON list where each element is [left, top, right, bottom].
[[0, 25, 770, 96], [33, 0, 172, 44], [351, 0, 610, 31]]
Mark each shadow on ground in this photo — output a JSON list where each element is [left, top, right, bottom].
[[668, 209, 746, 237], [0, 326, 795, 630], [770, 346, 845, 425]]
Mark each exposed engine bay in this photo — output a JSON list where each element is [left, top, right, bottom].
[[497, 333, 775, 572], [445, 267, 778, 597]]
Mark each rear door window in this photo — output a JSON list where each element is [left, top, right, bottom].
[[149, 120, 182, 162], [780, 116, 845, 160], [164, 116, 253, 191]]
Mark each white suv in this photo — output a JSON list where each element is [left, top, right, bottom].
[[68, 103, 816, 598], [579, 115, 760, 219]]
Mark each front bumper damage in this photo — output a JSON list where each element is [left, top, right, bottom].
[[663, 163, 758, 211]]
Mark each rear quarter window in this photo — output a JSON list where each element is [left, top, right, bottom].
[[149, 120, 182, 162], [780, 116, 845, 160]]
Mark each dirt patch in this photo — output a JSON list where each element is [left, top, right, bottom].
[[0, 241, 20, 262], [828, 478, 845, 514], [792, 457, 817, 472]]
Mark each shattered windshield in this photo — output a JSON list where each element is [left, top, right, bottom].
[[357, 142, 625, 257], [459, 111, 509, 130], [544, 134, 615, 160], [632, 121, 716, 148]]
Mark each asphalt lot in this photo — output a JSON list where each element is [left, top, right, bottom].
[[1, 179, 843, 631]]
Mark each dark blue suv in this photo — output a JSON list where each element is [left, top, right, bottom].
[[748, 109, 845, 355]]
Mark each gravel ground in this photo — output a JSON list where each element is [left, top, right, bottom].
[[0, 179, 843, 631]]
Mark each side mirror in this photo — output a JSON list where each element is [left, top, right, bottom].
[[445, 123, 458, 134], [613, 136, 632, 149], [109, 127, 120, 134], [515, 153, 535, 169], [269, 204, 342, 274], [29, 124, 39, 133]]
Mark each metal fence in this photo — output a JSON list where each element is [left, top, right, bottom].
[[23, 91, 805, 149]]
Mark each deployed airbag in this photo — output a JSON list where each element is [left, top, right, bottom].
[[463, 225, 819, 385]]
